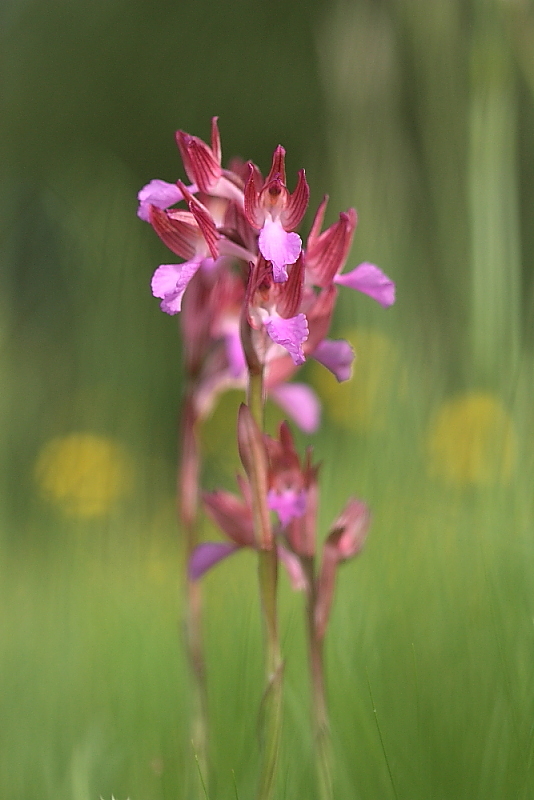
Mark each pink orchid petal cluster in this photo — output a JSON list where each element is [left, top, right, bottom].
[[190, 416, 370, 638], [138, 118, 396, 391]]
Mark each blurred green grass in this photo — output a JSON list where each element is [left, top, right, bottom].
[[2, 0, 534, 798]]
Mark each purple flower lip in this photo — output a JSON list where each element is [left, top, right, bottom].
[[268, 488, 307, 527], [188, 542, 240, 580], [312, 339, 355, 382], [269, 383, 321, 434], [264, 314, 309, 367], [334, 263, 396, 308], [137, 179, 186, 222]]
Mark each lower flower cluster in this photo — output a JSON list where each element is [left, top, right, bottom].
[[191, 413, 371, 640]]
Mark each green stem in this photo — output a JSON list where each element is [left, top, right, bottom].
[[247, 368, 265, 430], [178, 391, 209, 794], [246, 367, 283, 800], [303, 557, 334, 800], [256, 547, 283, 800]]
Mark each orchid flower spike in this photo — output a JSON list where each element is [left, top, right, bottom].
[[139, 118, 395, 379]]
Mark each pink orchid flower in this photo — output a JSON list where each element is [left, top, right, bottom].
[[260, 283, 356, 384], [243, 254, 310, 367], [244, 146, 309, 282], [189, 475, 307, 591], [149, 189, 254, 315], [137, 117, 244, 222], [305, 196, 395, 308], [264, 421, 319, 558], [177, 259, 321, 434]]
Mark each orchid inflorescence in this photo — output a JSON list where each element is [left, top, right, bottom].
[[138, 117, 395, 800], [138, 117, 394, 433]]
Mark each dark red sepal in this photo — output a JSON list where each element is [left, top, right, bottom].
[[148, 205, 197, 260]]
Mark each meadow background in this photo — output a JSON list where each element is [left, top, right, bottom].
[[2, 0, 534, 798]]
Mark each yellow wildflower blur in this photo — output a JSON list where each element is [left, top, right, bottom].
[[35, 433, 133, 517], [311, 327, 403, 431], [426, 392, 516, 485]]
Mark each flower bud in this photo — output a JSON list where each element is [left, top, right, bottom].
[[314, 499, 370, 640]]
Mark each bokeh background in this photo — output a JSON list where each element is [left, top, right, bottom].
[[2, 0, 534, 798]]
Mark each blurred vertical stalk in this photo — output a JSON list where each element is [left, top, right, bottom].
[[256, 544, 282, 800], [469, 0, 521, 387], [302, 556, 333, 800], [246, 367, 283, 800], [0, 182, 12, 545], [178, 389, 209, 794]]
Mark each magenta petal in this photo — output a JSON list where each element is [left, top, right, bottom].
[[269, 383, 321, 433], [265, 313, 309, 365], [312, 339, 355, 382], [189, 542, 240, 580], [137, 180, 185, 221], [258, 218, 302, 281], [151, 258, 201, 315], [277, 546, 307, 591], [334, 263, 395, 308], [268, 488, 307, 527], [151, 264, 181, 298], [159, 295, 183, 315]]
